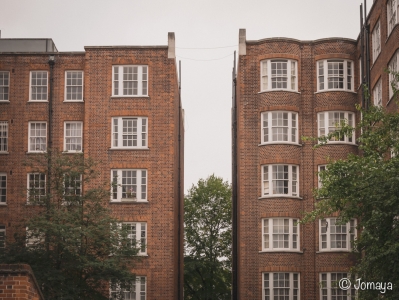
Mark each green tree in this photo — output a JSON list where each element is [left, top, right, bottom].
[[184, 175, 232, 300], [302, 71, 399, 299], [0, 151, 141, 300]]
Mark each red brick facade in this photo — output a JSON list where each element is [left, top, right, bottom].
[[0, 264, 44, 300], [0, 33, 184, 299], [234, 0, 398, 299]]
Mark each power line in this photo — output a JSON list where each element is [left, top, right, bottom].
[[176, 45, 237, 50], [177, 53, 234, 61]]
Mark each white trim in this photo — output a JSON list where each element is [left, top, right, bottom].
[[373, 78, 382, 107], [29, 71, 48, 101], [260, 59, 298, 92], [262, 164, 299, 197], [119, 222, 147, 255], [317, 59, 354, 92], [388, 50, 399, 100], [320, 273, 355, 300], [111, 169, 147, 202], [318, 165, 327, 188], [0, 71, 10, 101], [110, 276, 147, 300], [262, 218, 299, 251], [28, 122, 47, 153], [317, 111, 355, 144], [263, 272, 300, 300], [64, 121, 83, 152], [64, 70, 84, 101], [0, 224, 5, 249], [261, 111, 298, 144], [27, 173, 46, 203], [319, 218, 356, 252], [112, 65, 148, 97], [372, 20, 381, 63], [387, 0, 399, 36], [0, 121, 8, 153], [111, 117, 148, 149], [0, 173, 6, 204]]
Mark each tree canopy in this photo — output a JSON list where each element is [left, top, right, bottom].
[[0, 151, 140, 300], [302, 71, 399, 299], [184, 175, 232, 300]]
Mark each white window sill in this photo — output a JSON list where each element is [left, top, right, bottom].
[[259, 250, 303, 253], [0, 100, 10, 103], [314, 90, 357, 94], [316, 250, 352, 253], [62, 151, 83, 154], [0, 152, 9, 155], [258, 142, 302, 147], [0, 203, 7, 206], [109, 147, 149, 151], [259, 195, 302, 200], [63, 100, 84, 103], [27, 100, 49, 103], [258, 90, 300, 94], [110, 96, 149, 98], [318, 142, 357, 146], [109, 200, 149, 204], [26, 151, 47, 154]]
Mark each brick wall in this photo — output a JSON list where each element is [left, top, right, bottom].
[[0, 38, 183, 299], [0, 264, 44, 300]]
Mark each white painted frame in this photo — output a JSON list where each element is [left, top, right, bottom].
[[29, 71, 48, 101], [317, 111, 355, 144], [262, 165, 299, 197], [260, 59, 298, 92], [111, 169, 147, 202], [319, 218, 357, 252], [64, 121, 83, 152], [112, 65, 148, 97], [262, 218, 299, 251], [64, 70, 84, 101], [28, 122, 47, 152], [261, 111, 298, 144], [263, 273, 300, 300], [316, 60, 354, 92], [111, 117, 148, 149]]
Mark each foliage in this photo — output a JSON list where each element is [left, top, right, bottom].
[[301, 71, 399, 299], [184, 175, 232, 300], [0, 151, 140, 300]]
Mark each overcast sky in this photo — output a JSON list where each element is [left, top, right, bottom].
[[0, 0, 372, 192]]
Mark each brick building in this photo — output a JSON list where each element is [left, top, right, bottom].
[[231, 0, 399, 299], [0, 32, 184, 299]]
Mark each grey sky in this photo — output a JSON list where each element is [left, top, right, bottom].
[[0, 0, 371, 192]]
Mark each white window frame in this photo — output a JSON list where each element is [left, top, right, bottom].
[[111, 117, 148, 149], [317, 111, 355, 144], [0, 173, 6, 203], [28, 122, 47, 152], [317, 60, 354, 92], [29, 71, 48, 101], [0, 71, 10, 101], [388, 50, 399, 100], [358, 58, 362, 87], [262, 165, 299, 197], [320, 273, 356, 300], [64, 174, 82, 200], [111, 169, 147, 202], [110, 276, 147, 300], [319, 218, 356, 252], [0, 225, 5, 248], [25, 227, 44, 247], [0, 121, 8, 153], [261, 111, 298, 144], [64, 121, 83, 152], [262, 218, 299, 251], [27, 173, 46, 202], [387, 0, 398, 36], [372, 20, 381, 63], [263, 272, 300, 300], [112, 65, 148, 97], [260, 59, 298, 92], [318, 165, 327, 188], [373, 79, 382, 107], [65, 70, 84, 101], [120, 222, 147, 255]]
